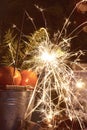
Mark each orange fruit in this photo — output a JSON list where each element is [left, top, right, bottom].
[[20, 70, 38, 87], [0, 66, 22, 86]]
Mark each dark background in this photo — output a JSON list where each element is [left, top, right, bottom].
[[0, 0, 87, 61]]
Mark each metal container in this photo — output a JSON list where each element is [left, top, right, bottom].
[[0, 86, 34, 130]]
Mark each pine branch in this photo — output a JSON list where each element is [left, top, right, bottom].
[[0, 27, 48, 69]]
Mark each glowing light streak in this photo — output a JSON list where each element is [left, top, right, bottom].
[[24, 27, 87, 129], [20, 0, 87, 129]]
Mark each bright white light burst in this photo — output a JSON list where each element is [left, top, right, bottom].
[[41, 51, 56, 63], [24, 0, 87, 129]]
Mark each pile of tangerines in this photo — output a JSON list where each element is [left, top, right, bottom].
[[0, 66, 38, 89]]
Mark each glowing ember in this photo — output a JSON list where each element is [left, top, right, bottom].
[[76, 79, 85, 89]]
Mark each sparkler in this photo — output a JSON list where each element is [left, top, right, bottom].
[[23, 1, 87, 129], [5, 0, 87, 129], [24, 34, 86, 130]]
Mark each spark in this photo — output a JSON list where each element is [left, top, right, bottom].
[[76, 79, 85, 89], [22, 0, 87, 129], [24, 28, 86, 129], [40, 51, 56, 63], [25, 10, 37, 30]]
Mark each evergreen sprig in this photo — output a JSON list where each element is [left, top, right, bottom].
[[0, 27, 48, 69], [0, 29, 16, 66]]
